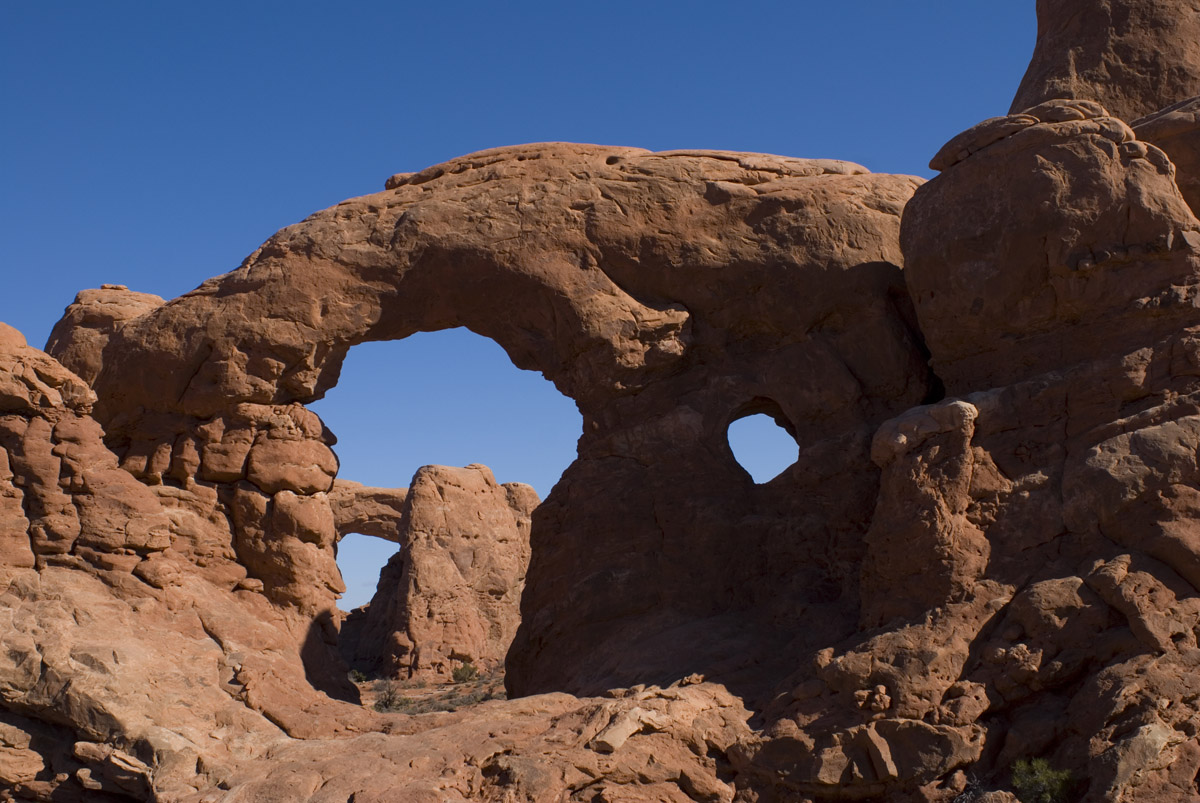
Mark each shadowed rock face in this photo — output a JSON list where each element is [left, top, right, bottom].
[[1135, 95, 1200, 216], [743, 92, 1200, 802], [1011, 0, 1200, 122]]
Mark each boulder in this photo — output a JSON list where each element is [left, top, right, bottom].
[[45, 285, 165, 385], [904, 99, 1200, 395]]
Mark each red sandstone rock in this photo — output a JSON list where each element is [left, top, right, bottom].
[[1135, 95, 1200, 216], [0, 327, 382, 800], [45, 285, 165, 386], [1011, 0, 1200, 122], [328, 479, 407, 542], [340, 464, 535, 681], [906, 99, 1200, 395], [11, 143, 938, 799], [54, 144, 929, 709], [865, 90, 1200, 800], [190, 682, 752, 803]]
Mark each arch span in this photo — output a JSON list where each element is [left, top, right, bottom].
[[58, 143, 932, 702]]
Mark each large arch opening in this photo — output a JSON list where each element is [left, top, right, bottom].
[[308, 328, 582, 613]]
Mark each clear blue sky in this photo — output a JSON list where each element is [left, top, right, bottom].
[[1, 2, 1035, 607]]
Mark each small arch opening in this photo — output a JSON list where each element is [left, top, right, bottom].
[[727, 405, 799, 484], [336, 533, 399, 611]]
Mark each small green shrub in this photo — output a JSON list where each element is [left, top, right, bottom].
[[452, 661, 479, 683], [1011, 757, 1074, 803], [348, 669, 368, 683], [372, 680, 409, 712]]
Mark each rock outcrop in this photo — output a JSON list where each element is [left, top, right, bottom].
[[328, 479, 407, 543], [862, 95, 1200, 802], [197, 680, 754, 803], [17, 144, 935, 799], [0, 323, 370, 801], [907, 98, 1200, 394], [1011, 0, 1200, 121], [1135, 95, 1200, 216], [45, 286, 165, 387], [54, 144, 930, 706], [340, 463, 536, 680]]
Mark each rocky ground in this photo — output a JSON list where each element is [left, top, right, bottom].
[[357, 669, 507, 716]]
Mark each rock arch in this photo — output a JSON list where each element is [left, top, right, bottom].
[[50, 143, 933, 701]]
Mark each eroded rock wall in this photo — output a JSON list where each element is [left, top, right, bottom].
[[1135, 95, 1200, 217], [0, 324, 374, 801], [781, 97, 1200, 802]]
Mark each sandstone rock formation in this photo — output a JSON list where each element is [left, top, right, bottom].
[[1011, 0, 1200, 121], [1135, 95, 1200, 216], [340, 463, 537, 680], [13, 143, 934, 800], [909, 97, 1200, 394], [328, 479, 407, 542], [0, 323, 371, 801], [58, 143, 930, 708], [196, 680, 754, 803], [44, 286, 164, 387], [866, 95, 1200, 802], [1, 322, 751, 803], [7, 0, 1200, 800]]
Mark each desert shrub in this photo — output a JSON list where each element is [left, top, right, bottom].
[[950, 775, 984, 802], [348, 669, 368, 683], [372, 680, 410, 712], [452, 661, 479, 683], [1011, 757, 1074, 803]]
